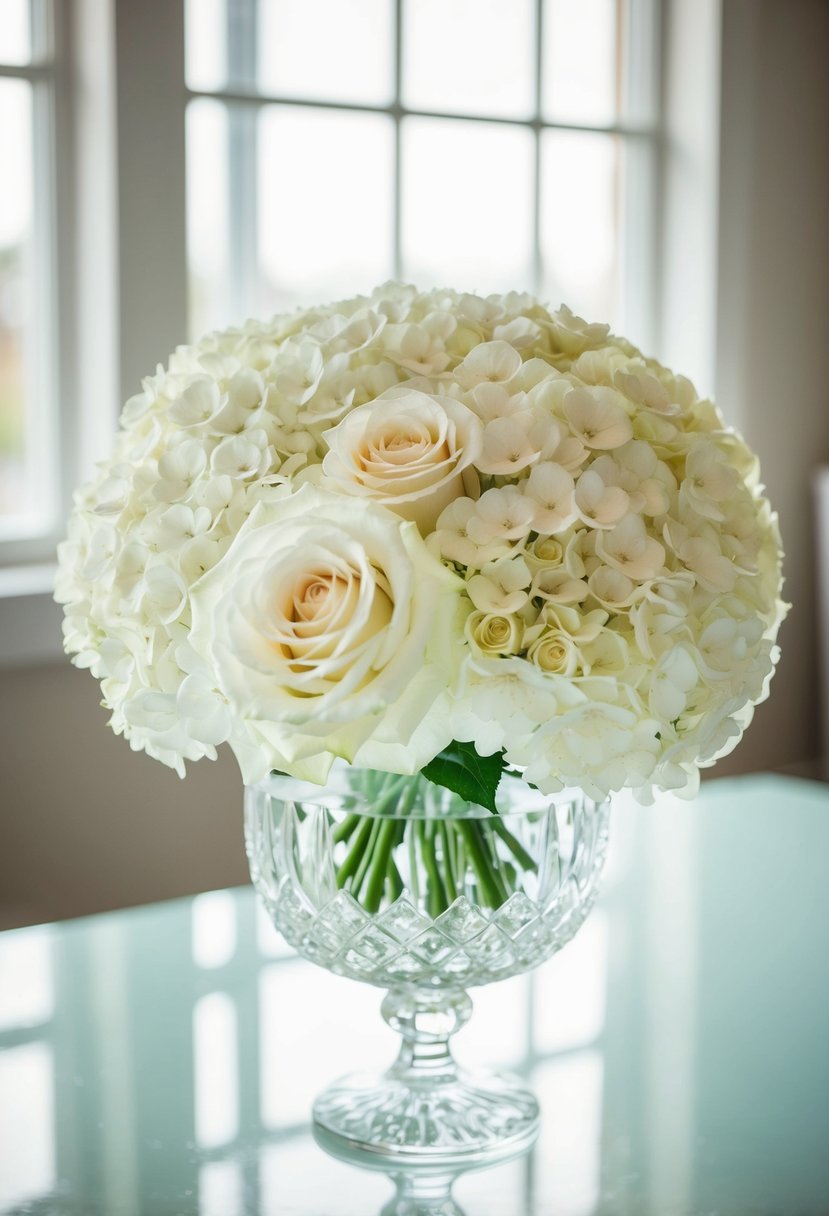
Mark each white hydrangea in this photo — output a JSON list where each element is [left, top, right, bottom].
[[56, 283, 786, 797]]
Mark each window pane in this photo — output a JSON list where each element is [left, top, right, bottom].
[[185, 0, 227, 91], [401, 117, 534, 294], [258, 0, 393, 105], [403, 0, 535, 119], [0, 79, 47, 535], [186, 99, 230, 337], [258, 107, 394, 310], [543, 0, 621, 126], [540, 130, 620, 324], [0, 0, 30, 65]]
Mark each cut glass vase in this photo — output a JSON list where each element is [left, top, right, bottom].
[[245, 762, 610, 1166]]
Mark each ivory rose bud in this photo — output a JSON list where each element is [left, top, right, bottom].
[[189, 485, 464, 782], [526, 628, 580, 676], [321, 386, 482, 533], [465, 610, 522, 656]]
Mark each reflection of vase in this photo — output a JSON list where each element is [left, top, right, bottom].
[[246, 762, 610, 1164], [315, 1119, 526, 1216]]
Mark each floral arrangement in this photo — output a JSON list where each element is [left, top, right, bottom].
[[56, 284, 785, 817]]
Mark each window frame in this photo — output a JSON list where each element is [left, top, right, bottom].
[[185, 0, 662, 343], [0, 0, 65, 564]]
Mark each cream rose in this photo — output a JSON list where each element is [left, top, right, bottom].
[[188, 485, 464, 782], [321, 386, 482, 533]]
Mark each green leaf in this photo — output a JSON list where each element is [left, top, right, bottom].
[[421, 740, 507, 814]]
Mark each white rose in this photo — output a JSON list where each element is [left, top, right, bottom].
[[321, 386, 482, 534], [188, 485, 465, 783]]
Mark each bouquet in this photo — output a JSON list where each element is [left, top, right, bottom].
[[56, 284, 785, 842]]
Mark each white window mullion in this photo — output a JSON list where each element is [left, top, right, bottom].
[[618, 0, 661, 352], [30, 0, 61, 542], [531, 0, 544, 298], [656, 0, 722, 397], [392, 0, 403, 280], [225, 0, 259, 322], [0, 3, 59, 562]]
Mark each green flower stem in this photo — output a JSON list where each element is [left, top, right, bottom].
[[419, 821, 448, 918], [347, 817, 381, 894], [394, 778, 421, 819], [479, 821, 511, 904], [386, 855, 405, 901], [351, 819, 381, 897], [406, 819, 420, 903], [371, 775, 409, 817], [363, 819, 398, 914], [490, 818, 537, 874], [455, 833, 467, 898], [336, 816, 374, 890], [439, 821, 458, 904], [457, 821, 504, 909], [333, 813, 360, 845]]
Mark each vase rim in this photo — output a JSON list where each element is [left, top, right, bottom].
[[247, 763, 597, 819]]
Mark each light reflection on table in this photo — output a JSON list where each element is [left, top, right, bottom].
[[1, 775, 828, 1215]]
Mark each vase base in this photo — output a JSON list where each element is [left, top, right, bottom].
[[312, 1065, 540, 1168]]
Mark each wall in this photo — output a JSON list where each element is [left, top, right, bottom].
[[714, 0, 829, 774], [0, 661, 247, 930]]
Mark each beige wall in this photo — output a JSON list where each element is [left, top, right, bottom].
[[714, 0, 829, 771], [0, 661, 248, 930], [1, 1, 827, 930]]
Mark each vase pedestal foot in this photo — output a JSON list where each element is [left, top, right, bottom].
[[313, 985, 538, 1167], [313, 1065, 539, 1167]]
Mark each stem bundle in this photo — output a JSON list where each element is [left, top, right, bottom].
[[332, 775, 537, 915]]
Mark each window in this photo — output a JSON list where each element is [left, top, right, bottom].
[[0, 1, 62, 557], [185, 0, 659, 345], [0, 0, 663, 660]]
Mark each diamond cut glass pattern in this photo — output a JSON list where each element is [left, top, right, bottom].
[[246, 773, 609, 989]]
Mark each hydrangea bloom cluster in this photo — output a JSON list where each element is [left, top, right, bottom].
[[56, 284, 785, 800]]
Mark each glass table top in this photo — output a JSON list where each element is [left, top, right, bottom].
[[1, 774, 828, 1216]]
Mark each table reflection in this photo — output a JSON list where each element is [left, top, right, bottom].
[[0, 776, 828, 1215]]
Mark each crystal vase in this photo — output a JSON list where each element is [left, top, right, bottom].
[[245, 763, 610, 1165]]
